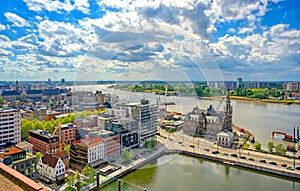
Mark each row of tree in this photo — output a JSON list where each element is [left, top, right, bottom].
[[21, 109, 106, 141], [254, 141, 287, 155]]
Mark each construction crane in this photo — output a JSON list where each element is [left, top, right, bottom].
[[53, 123, 63, 152], [160, 83, 175, 110]]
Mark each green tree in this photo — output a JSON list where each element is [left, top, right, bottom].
[[150, 140, 156, 150], [83, 164, 90, 176], [65, 175, 76, 191], [275, 144, 286, 155], [64, 144, 71, 156], [121, 148, 133, 164], [267, 142, 275, 153], [36, 152, 43, 163], [254, 142, 262, 150]]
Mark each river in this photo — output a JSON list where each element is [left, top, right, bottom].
[[72, 84, 300, 147], [101, 154, 300, 191], [72, 84, 300, 190]]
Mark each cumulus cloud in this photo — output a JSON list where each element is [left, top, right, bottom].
[[0, 48, 14, 56], [4, 12, 29, 27], [23, 0, 90, 14]]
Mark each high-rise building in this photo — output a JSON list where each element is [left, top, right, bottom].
[[0, 109, 21, 144], [128, 99, 158, 141], [237, 78, 243, 88]]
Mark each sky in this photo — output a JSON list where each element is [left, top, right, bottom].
[[0, 0, 300, 82]]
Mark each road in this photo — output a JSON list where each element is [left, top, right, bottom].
[[158, 129, 300, 173]]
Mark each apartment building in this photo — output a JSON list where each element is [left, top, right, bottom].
[[29, 130, 59, 155], [0, 109, 21, 144], [70, 137, 105, 169], [0, 146, 36, 179]]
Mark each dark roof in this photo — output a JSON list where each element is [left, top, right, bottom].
[[1, 91, 20, 96], [41, 155, 59, 168], [26, 90, 42, 95], [53, 151, 68, 160]]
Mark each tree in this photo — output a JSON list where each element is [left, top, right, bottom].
[[36, 152, 43, 163], [64, 144, 71, 156], [267, 142, 275, 153], [121, 148, 133, 164], [65, 174, 76, 191], [275, 144, 286, 155], [83, 164, 90, 176], [254, 142, 262, 150], [150, 140, 156, 150]]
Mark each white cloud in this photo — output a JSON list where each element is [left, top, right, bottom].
[[0, 35, 12, 49], [0, 48, 14, 56], [238, 27, 253, 34], [0, 24, 6, 31], [4, 12, 29, 27], [23, 0, 90, 14]]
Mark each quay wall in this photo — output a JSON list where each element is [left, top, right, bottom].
[[92, 148, 300, 190]]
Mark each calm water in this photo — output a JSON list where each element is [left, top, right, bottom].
[[74, 84, 300, 146], [74, 85, 300, 190], [102, 154, 300, 191]]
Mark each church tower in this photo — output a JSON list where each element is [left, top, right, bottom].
[[223, 89, 233, 132]]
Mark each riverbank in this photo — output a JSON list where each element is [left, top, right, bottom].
[[89, 140, 300, 191], [213, 95, 300, 105]]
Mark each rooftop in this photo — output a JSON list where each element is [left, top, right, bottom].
[[1, 147, 24, 155], [15, 141, 33, 149], [41, 155, 59, 168]]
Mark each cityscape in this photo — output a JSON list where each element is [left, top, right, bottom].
[[1, 1, 300, 191]]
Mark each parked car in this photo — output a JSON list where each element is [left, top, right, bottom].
[[240, 156, 246, 159], [204, 148, 210, 151], [248, 158, 255, 161], [295, 166, 300, 170], [259, 159, 267, 163], [287, 166, 294, 170], [231, 154, 238, 157], [212, 151, 219, 154], [281, 164, 287, 167], [269, 161, 277, 165], [223, 153, 228, 156]]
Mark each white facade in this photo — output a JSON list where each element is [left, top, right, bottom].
[[88, 142, 105, 164], [37, 157, 65, 182], [217, 131, 233, 148], [0, 109, 21, 144]]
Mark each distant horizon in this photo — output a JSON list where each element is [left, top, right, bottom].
[[0, 79, 299, 83]]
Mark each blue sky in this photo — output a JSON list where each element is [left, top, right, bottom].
[[0, 0, 299, 82]]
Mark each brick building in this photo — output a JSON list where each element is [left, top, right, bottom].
[[29, 130, 59, 155]]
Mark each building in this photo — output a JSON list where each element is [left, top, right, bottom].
[[15, 141, 34, 154], [22, 108, 47, 121], [127, 99, 158, 141], [183, 90, 233, 137], [29, 130, 59, 155], [0, 163, 48, 191], [70, 137, 105, 169], [0, 91, 20, 102], [217, 131, 234, 148], [284, 82, 300, 91], [26, 90, 42, 101], [37, 155, 65, 184], [237, 78, 243, 88], [103, 134, 120, 160], [0, 146, 36, 179], [53, 123, 76, 150], [0, 109, 21, 144]]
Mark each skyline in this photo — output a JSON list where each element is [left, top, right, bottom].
[[0, 0, 300, 81]]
